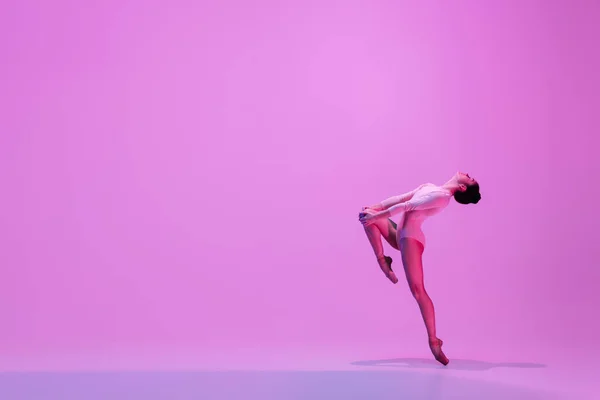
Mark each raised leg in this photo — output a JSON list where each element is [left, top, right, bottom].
[[399, 237, 449, 365], [362, 216, 400, 283]]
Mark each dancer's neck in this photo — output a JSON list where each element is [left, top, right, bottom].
[[440, 178, 460, 194]]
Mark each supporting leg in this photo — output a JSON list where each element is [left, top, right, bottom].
[[400, 237, 449, 365]]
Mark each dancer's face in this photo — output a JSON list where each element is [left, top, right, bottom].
[[456, 171, 477, 189]]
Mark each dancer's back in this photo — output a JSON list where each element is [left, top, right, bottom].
[[397, 184, 452, 247]]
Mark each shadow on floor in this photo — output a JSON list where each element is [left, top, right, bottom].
[[351, 357, 547, 371]]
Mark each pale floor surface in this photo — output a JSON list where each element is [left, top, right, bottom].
[[0, 346, 596, 400]]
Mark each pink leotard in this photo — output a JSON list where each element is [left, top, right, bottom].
[[381, 183, 452, 247]]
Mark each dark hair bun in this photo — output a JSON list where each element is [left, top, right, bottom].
[[454, 183, 481, 205]]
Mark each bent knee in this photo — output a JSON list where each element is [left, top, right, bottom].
[[409, 283, 426, 298]]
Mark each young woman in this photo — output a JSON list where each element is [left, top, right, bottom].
[[358, 172, 481, 366]]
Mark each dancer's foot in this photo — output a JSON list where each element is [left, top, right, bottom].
[[377, 256, 398, 284], [428, 338, 449, 366]]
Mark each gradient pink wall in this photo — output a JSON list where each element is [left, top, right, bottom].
[[2, 0, 599, 369]]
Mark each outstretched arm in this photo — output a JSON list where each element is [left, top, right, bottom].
[[360, 190, 450, 226], [384, 191, 450, 217], [368, 184, 425, 211]]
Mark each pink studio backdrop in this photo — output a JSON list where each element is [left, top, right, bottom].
[[1, 0, 599, 369]]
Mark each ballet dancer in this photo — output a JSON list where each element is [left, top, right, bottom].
[[358, 172, 481, 366]]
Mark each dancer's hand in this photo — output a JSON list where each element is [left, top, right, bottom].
[[359, 209, 380, 226], [362, 203, 383, 212]]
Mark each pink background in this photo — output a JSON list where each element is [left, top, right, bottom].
[[2, 0, 599, 370]]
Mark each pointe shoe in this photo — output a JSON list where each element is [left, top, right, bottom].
[[428, 338, 450, 366], [378, 256, 398, 284]]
